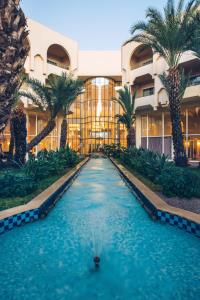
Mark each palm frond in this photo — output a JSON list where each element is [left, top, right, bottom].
[[115, 86, 136, 130], [126, 0, 200, 68]]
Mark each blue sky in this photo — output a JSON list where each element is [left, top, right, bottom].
[[21, 0, 165, 50]]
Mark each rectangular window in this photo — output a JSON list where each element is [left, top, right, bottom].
[[143, 87, 154, 97]]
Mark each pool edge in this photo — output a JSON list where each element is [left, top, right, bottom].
[[110, 157, 200, 239], [0, 158, 90, 236]]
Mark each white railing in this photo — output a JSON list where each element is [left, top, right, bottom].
[[47, 63, 70, 76], [135, 94, 155, 110]]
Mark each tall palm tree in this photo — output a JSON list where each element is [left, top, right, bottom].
[[115, 86, 136, 148], [125, 0, 200, 167], [19, 75, 71, 152], [0, 0, 29, 133], [59, 76, 83, 148]]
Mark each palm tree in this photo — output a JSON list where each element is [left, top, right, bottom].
[[125, 0, 200, 167], [115, 86, 136, 148], [59, 76, 83, 148], [0, 0, 29, 133], [19, 75, 71, 152]]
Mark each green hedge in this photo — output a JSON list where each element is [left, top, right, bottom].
[[0, 147, 79, 198], [0, 173, 37, 197], [104, 145, 200, 199]]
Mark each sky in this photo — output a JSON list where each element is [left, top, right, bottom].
[[21, 0, 165, 50]]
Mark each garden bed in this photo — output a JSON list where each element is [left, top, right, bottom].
[[0, 171, 69, 211], [0, 147, 82, 211], [116, 158, 200, 215]]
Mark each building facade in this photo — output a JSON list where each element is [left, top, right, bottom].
[[122, 41, 200, 160], [1, 19, 200, 159]]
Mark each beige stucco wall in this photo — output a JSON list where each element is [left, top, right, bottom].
[[78, 51, 121, 80], [25, 20, 122, 82], [25, 19, 79, 82]]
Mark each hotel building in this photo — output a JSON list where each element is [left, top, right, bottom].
[[1, 19, 200, 159]]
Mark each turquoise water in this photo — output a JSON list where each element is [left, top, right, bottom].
[[0, 158, 200, 300]]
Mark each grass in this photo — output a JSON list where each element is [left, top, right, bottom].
[[0, 168, 70, 211]]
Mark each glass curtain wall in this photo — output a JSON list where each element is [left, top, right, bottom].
[[67, 77, 127, 154], [141, 105, 200, 160]]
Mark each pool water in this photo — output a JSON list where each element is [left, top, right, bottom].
[[0, 158, 200, 300]]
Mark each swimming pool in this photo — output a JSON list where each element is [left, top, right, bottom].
[[0, 158, 200, 300]]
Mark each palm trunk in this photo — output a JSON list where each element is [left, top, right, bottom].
[[60, 117, 67, 149], [27, 119, 56, 152], [0, 0, 29, 133], [12, 108, 27, 164], [168, 68, 187, 167], [127, 126, 135, 148], [8, 119, 15, 160]]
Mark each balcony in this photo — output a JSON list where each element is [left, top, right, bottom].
[[130, 62, 153, 84], [135, 94, 155, 110], [47, 61, 70, 76], [184, 85, 200, 101]]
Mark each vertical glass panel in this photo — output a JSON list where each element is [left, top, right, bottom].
[[188, 136, 200, 160], [148, 113, 162, 136], [28, 114, 36, 136], [164, 112, 172, 136], [148, 137, 162, 154], [141, 115, 148, 137], [188, 106, 200, 134]]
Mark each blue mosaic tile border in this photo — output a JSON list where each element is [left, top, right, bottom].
[[111, 158, 200, 239], [0, 209, 39, 235], [157, 211, 200, 238]]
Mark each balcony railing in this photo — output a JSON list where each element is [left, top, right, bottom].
[[47, 59, 70, 70], [188, 76, 200, 86], [130, 63, 153, 83], [135, 94, 155, 110]]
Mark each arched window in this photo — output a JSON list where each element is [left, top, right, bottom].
[[34, 54, 44, 76], [130, 45, 153, 70], [47, 44, 70, 70]]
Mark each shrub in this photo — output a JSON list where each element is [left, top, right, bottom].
[[0, 147, 79, 198], [107, 144, 200, 199], [24, 147, 79, 181], [104, 144, 121, 158], [0, 173, 37, 197], [121, 147, 167, 182], [157, 164, 200, 198]]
